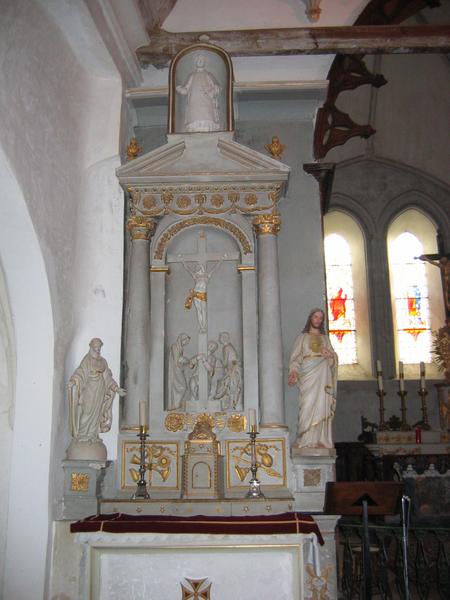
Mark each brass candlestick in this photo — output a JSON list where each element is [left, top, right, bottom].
[[132, 425, 150, 500], [397, 391, 412, 431], [377, 390, 389, 431], [417, 388, 431, 431], [246, 426, 265, 499]]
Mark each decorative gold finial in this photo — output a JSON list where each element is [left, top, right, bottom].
[[304, 0, 322, 23], [264, 136, 285, 160], [127, 136, 142, 160]]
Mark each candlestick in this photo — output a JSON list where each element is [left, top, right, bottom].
[[131, 425, 150, 500], [139, 401, 147, 427], [399, 361, 405, 392], [420, 362, 426, 390], [245, 428, 264, 499], [397, 390, 411, 431], [417, 387, 431, 431], [376, 390, 389, 431]]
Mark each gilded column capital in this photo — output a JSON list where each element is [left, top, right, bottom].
[[252, 213, 281, 236], [126, 216, 156, 241]]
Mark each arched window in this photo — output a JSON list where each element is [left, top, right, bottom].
[[324, 234, 357, 364], [324, 211, 371, 379], [387, 209, 445, 377]]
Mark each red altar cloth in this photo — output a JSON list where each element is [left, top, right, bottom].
[[70, 512, 324, 544]]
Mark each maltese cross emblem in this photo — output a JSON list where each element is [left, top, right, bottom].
[[181, 577, 212, 599]]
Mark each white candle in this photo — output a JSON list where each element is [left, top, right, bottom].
[[420, 362, 426, 389], [376, 359, 383, 392], [377, 374, 384, 393], [399, 361, 405, 392], [139, 401, 147, 427], [248, 409, 257, 431]]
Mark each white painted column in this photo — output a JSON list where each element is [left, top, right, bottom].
[[123, 217, 155, 427], [253, 214, 285, 428]]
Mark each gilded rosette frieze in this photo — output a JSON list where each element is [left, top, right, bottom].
[[126, 215, 156, 241], [164, 411, 245, 433], [252, 213, 281, 235], [127, 184, 282, 218], [154, 217, 252, 260]]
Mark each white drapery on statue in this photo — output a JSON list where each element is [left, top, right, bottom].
[[289, 332, 337, 448]]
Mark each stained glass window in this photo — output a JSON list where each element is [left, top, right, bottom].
[[324, 233, 357, 364], [389, 231, 432, 363]]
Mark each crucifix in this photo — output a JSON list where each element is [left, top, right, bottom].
[[167, 229, 239, 408], [417, 252, 450, 320]]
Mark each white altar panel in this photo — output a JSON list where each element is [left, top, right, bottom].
[[79, 532, 314, 600]]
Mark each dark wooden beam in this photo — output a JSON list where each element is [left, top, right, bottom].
[[137, 0, 178, 33], [137, 24, 450, 65]]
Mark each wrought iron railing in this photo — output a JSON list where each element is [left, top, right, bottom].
[[337, 522, 450, 599]]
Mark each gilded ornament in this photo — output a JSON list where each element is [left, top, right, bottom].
[[126, 216, 155, 241], [181, 577, 212, 599], [165, 412, 185, 432], [154, 217, 252, 260], [177, 195, 191, 209], [126, 137, 142, 160], [143, 195, 157, 209], [162, 191, 173, 205], [70, 472, 89, 492], [432, 325, 450, 382], [245, 193, 258, 206], [211, 194, 224, 207], [303, 468, 321, 487], [227, 413, 246, 432], [264, 135, 285, 160], [252, 213, 281, 235], [228, 191, 239, 203]]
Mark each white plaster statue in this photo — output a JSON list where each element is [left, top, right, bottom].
[[176, 54, 221, 132], [203, 340, 223, 402], [182, 258, 223, 333], [67, 338, 125, 460], [168, 333, 194, 410], [288, 309, 338, 450], [216, 332, 242, 409]]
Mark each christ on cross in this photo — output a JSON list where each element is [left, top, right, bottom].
[[182, 257, 224, 332]]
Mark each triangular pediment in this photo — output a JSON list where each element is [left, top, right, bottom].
[[116, 132, 290, 186]]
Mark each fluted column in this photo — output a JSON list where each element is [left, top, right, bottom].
[[253, 214, 285, 428], [122, 216, 155, 428]]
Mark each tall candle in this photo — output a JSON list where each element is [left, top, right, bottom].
[[420, 362, 426, 389], [248, 409, 257, 431], [399, 361, 405, 392], [376, 359, 384, 392], [139, 401, 147, 427]]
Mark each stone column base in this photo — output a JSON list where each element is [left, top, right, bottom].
[[291, 450, 336, 512]]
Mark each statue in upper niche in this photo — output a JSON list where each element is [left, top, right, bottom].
[[176, 54, 221, 132]]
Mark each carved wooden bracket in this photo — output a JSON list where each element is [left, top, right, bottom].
[[313, 0, 442, 159]]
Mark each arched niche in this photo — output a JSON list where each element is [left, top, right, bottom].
[[168, 44, 234, 134]]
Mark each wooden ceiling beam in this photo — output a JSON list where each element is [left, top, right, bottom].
[[137, 24, 450, 65]]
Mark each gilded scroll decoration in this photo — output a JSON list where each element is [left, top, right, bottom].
[[226, 438, 286, 488], [122, 440, 179, 490], [154, 217, 252, 260]]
